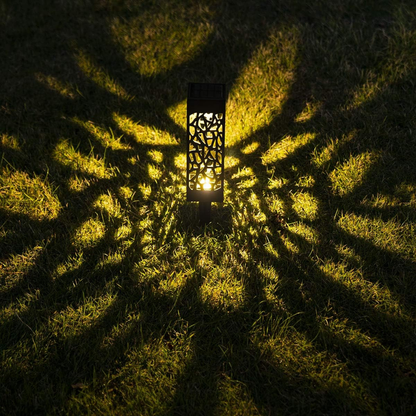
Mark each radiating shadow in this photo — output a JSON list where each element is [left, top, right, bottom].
[[1, 0, 416, 414]]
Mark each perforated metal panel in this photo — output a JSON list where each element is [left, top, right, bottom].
[[187, 83, 225, 202]]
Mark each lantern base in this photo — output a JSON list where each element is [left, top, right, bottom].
[[199, 201, 211, 225]]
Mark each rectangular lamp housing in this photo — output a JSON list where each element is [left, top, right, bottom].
[[187, 83, 226, 202]]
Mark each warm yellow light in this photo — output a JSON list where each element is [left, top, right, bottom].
[[201, 177, 212, 191]]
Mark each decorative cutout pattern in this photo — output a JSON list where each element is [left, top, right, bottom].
[[187, 112, 224, 191]]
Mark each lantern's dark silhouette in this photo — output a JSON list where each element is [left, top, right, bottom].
[[187, 83, 226, 224]]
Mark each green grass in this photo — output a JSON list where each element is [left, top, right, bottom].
[[1, 0, 416, 414]]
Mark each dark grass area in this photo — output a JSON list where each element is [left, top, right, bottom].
[[1, 0, 416, 414]]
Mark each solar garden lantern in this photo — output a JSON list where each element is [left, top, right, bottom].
[[187, 83, 226, 225]]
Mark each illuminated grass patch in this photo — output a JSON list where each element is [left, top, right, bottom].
[[295, 101, 321, 123], [72, 218, 106, 249], [94, 193, 122, 218], [35, 73, 77, 99], [329, 151, 381, 196], [113, 113, 177, 146], [337, 213, 416, 259], [227, 28, 300, 145], [74, 48, 130, 99], [290, 191, 319, 221], [225, 156, 240, 170], [147, 149, 163, 164], [2, 1, 416, 415], [0, 169, 61, 220], [50, 294, 117, 338], [217, 375, 260, 415], [254, 331, 375, 412], [262, 133, 316, 165], [319, 261, 402, 314], [1, 134, 21, 151], [148, 164, 163, 181], [67, 175, 92, 192], [394, 182, 416, 206], [167, 100, 187, 129], [0, 245, 44, 294], [241, 142, 260, 155], [200, 267, 245, 311], [110, 7, 214, 76], [174, 153, 186, 172], [73, 118, 131, 151], [158, 271, 192, 297], [311, 132, 355, 169], [287, 222, 319, 245], [266, 194, 285, 216], [53, 140, 114, 179], [232, 167, 258, 189], [258, 263, 286, 308]]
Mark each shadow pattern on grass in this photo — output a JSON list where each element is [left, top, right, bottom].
[[1, 0, 416, 414]]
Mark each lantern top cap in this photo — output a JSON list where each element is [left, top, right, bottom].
[[188, 83, 225, 100]]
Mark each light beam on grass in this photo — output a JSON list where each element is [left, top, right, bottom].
[[225, 155, 240, 171], [227, 28, 300, 146], [0, 169, 61, 220], [73, 48, 131, 99], [231, 167, 258, 190], [50, 294, 117, 338], [148, 164, 163, 181], [240, 141, 260, 155], [286, 222, 319, 246], [110, 9, 214, 77], [266, 193, 285, 216], [329, 151, 381, 196], [319, 260, 402, 313], [0, 245, 44, 295], [257, 263, 285, 309], [347, 18, 416, 111], [264, 240, 280, 259], [248, 191, 267, 223], [72, 218, 106, 249], [280, 234, 300, 255], [72, 117, 131, 151], [166, 100, 187, 129], [290, 191, 319, 221], [262, 133, 316, 165], [147, 149, 164, 163], [94, 193, 123, 219], [174, 152, 187, 172], [295, 101, 322, 123], [337, 213, 416, 259], [35, 73, 77, 99], [113, 113, 177, 146], [67, 175, 91, 192], [217, 375, 260, 415], [362, 182, 416, 209], [1, 134, 21, 151], [53, 140, 114, 179], [268, 177, 289, 190], [54, 252, 85, 279], [254, 324, 375, 412], [311, 132, 355, 169], [109, 335, 194, 412], [200, 267, 245, 311], [138, 183, 152, 200], [158, 271, 191, 297]]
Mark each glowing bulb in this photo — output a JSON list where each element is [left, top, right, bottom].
[[203, 181, 212, 191], [200, 177, 212, 191]]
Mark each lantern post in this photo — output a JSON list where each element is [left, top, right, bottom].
[[186, 83, 226, 225]]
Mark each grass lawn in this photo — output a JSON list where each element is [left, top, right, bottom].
[[1, 0, 416, 414]]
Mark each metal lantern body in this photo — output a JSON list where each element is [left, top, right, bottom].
[[187, 83, 226, 211]]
